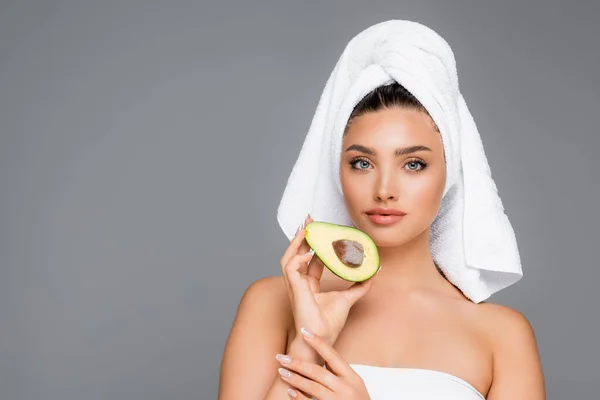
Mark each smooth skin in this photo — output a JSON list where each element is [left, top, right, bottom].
[[218, 107, 545, 399]]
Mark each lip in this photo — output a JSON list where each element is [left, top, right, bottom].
[[365, 207, 407, 216], [365, 208, 407, 226], [366, 214, 405, 225]]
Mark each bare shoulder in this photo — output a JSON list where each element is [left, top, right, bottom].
[[474, 302, 536, 339], [218, 276, 293, 399], [473, 302, 539, 362], [241, 275, 289, 307], [230, 275, 293, 338], [473, 301, 546, 399]]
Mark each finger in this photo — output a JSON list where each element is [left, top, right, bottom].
[[296, 215, 318, 276], [296, 216, 316, 275], [297, 215, 314, 255], [281, 215, 310, 269], [281, 222, 307, 271], [296, 245, 312, 276], [341, 278, 374, 306], [276, 354, 341, 392], [281, 223, 309, 295], [278, 367, 333, 400], [307, 254, 325, 282], [285, 251, 315, 298], [286, 387, 311, 399], [306, 256, 323, 293], [296, 242, 312, 276], [299, 328, 355, 378], [280, 215, 313, 300]]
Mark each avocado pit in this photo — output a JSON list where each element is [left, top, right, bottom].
[[332, 239, 364, 268]]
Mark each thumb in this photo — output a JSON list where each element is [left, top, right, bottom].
[[343, 278, 373, 305]]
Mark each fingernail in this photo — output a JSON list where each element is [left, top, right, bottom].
[[278, 367, 292, 378], [287, 388, 297, 398], [276, 354, 292, 364], [300, 327, 315, 338]]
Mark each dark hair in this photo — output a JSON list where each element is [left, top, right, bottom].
[[344, 82, 439, 135]]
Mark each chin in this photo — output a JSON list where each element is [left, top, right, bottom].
[[369, 231, 410, 248], [353, 216, 413, 248]]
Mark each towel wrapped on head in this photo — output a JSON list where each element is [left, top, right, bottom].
[[276, 20, 523, 303]]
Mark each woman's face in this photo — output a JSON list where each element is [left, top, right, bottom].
[[340, 106, 446, 247]]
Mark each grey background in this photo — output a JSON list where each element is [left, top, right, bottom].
[[1, 0, 598, 399]]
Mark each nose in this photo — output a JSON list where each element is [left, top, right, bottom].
[[374, 170, 398, 202]]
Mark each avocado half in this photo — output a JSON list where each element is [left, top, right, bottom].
[[304, 221, 380, 282]]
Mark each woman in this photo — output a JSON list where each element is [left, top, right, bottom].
[[219, 21, 545, 400]]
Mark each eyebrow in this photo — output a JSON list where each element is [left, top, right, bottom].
[[344, 144, 432, 156]]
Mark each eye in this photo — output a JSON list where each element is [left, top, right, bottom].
[[405, 159, 428, 172], [349, 157, 372, 170]]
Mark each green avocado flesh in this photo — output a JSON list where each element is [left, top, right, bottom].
[[304, 221, 381, 282]]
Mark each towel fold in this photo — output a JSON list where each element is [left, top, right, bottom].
[[276, 20, 522, 303]]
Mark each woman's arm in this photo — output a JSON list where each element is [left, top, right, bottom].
[[218, 276, 320, 399], [485, 304, 546, 399]]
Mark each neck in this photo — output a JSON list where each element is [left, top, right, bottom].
[[370, 228, 457, 295]]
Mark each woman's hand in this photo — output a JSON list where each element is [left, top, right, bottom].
[[275, 327, 371, 399], [280, 214, 373, 347]]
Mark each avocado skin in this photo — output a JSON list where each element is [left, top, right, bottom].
[[304, 221, 380, 282]]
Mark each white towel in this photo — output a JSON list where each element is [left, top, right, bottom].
[[276, 20, 522, 303]]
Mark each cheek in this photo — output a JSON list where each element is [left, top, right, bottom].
[[404, 174, 445, 216], [340, 168, 368, 211]]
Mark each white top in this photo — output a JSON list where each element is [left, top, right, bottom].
[[350, 364, 486, 400]]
